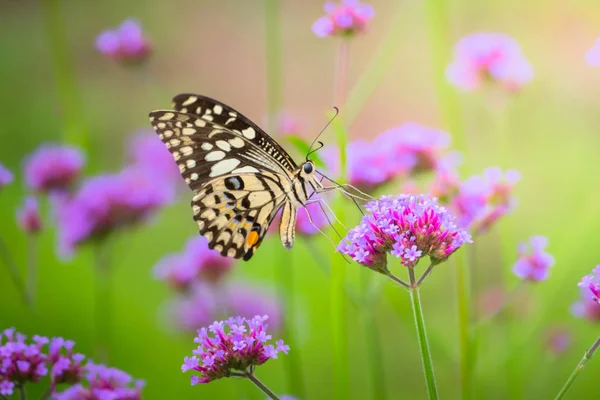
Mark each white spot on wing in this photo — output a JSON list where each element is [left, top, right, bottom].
[[210, 159, 241, 177], [191, 173, 199, 181], [182, 96, 198, 106], [201, 143, 213, 150], [181, 146, 193, 156], [213, 105, 223, 115], [232, 166, 260, 174], [194, 119, 206, 127], [186, 159, 196, 168], [182, 128, 196, 135], [205, 151, 226, 161], [242, 127, 256, 139], [216, 140, 231, 151], [159, 112, 174, 120], [228, 137, 244, 148]]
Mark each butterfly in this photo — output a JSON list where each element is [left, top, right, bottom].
[[149, 94, 329, 261]]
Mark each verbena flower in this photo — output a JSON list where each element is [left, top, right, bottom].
[[153, 237, 234, 289], [312, 0, 374, 38], [512, 236, 554, 281], [323, 123, 451, 190], [181, 315, 289, 384], [23, 145, 84, 194], [54, 361, 144, 400], [0, 162, 13, 189], [338, 194, 471, 273], [54, 167, 173, 257], [572, 266, 600, 322], [451, 167, 520, 233], [0, 329, 49, 388], [96, 19, 151, 64], [46, 337, 86, 387], [168, 285, 218, 332], [585, 37, 600, 67], [128, 131, 181, 187], [16, 196, 42, 234], [446, 32, 533, 92]]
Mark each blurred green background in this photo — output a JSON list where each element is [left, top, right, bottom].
[[2, 0, 600, 399]]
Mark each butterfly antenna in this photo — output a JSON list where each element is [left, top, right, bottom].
[[306, 106, 339, 160]]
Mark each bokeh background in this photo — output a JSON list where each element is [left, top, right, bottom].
[[2, 0, 600, 399]]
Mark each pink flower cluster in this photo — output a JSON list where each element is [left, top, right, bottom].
[[0, 162, 13, 190], [96, 19, 151, 64], [23, 145, 84, 194], [572, 266, 600, 322], [181, 315, 289, 384], [512, 236, 554, 281], [312, 0, 374, 38], [323, 123, 452, 191], [446, 32, 533, 92], [338, 194, 471, 273]]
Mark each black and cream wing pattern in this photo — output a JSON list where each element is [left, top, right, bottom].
[[149, 94, 323, 261]]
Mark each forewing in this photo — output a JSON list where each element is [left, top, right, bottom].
[[149, 110, 294, 191], [191, 173, 288, 260], [171, 94, 297, 172]]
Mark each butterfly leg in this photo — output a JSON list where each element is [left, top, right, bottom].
[[300, 204, 351, 264]]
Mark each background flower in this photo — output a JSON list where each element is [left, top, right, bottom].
[[312, 0, 374, 38], [96, 19, 151, 64], [512, 236, 554, 282], [23, 145, 84, 194]]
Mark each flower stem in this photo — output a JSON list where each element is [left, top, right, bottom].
[[454, 249, 473, 400], [334, 40, 349, 107], [93, 242, 112, 362], [245, 371, 280, 400], [363, 294, 386, 399], [408, 268, 439, 400], [25, 233, 38, 308], [416, 263, 435, 286], [18, 383, 26, 400], [0, 234, 29, 306], [554, 336, 600, 400], [386, 272, 410, 289], [42, 0, 88, 149]]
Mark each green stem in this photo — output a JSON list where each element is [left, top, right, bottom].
[[408, 268, 439, 400], [245, 371, 280, 400], [0, 234, 29, 306], [25, 233, 38, 308], [416, 263, 436, 287], [264, 0, 283, 134], [455, 249, 473, 400], [18, 383, 26, 400], [362, 290, 386, 399], [42, 0, 88, 148], [554, 336, 600, 400], [93, 242, 112, 363]]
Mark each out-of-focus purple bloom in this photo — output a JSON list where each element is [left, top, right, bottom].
[[128, 131, 181, 187], [96, 19, 151, 64], [323, 123, 451, 191], [54, 361, 144, 400], [0, 378, 14, 396], [0, 162, 13, 190], [446, 32, 533, 92], [451, 167, 520, 233], [226, 283, 281, 332], [23, 145, 84, 194], [54, 167, 173, 257], [154, 237, 234, 290], [338, 194, 471, 273], [182, 315, 288, 384], [585, 37, 600, 67], [512, 236, 554, 281], [544, 327, 571, 356], [312, 0, 374, 38], [572, 266, 600, 322], [16, 197, 43, 234], [269, 111, 303, 136], [167, 284, 218, 332], [0, 329, 49, 388]]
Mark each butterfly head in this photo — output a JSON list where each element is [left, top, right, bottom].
[[300, 160, 316, 178]]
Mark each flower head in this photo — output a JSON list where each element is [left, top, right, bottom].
[[572, 266, 600, 322], [0, 163, 13, 190], [512, 236, 554, 281], [585, 37, 600, 67], [182, 315, 288, 384], [54, 167, 173, 257], [23, 145, 84, 194], [54, 361, 144, 400], [96, 19, 151, 64], [153, 236, 234, 289], [312, 0, 374, 38], [16, 197, 43, 234], [446, 32, 533, 92], [338, 194, 471, 273], [0, 329, 48, 385]]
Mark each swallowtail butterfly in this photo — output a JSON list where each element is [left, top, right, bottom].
[[149, 94, 326, 261]]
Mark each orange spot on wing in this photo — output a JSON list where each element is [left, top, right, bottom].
[[247, 231, 259, 247]]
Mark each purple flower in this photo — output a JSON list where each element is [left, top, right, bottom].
[[0, 379, 14, 396], [96, 19, 151, 64], [0, 329, 49, 385], [16, 197, 43, 234], [167, 284, 218, 332], [54, 167, 173, 257], [451, 167, 520, 233], [23, 145, 84, 194], [512, 236, 554, 281], [544, 327, 571, 356], [572, 266, 600, 322], [225, 283, 281, 332], [153, 236, 234, 289], [128, 130, 181, 187], [182, 315, 288, 384], [338, 194, 471, 273], [0, 162, 13, 189], [54, 361, 144, 400], [312, 0, 374, 38], [446, 32, 533, 92], [585, 37, 600, 67]]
